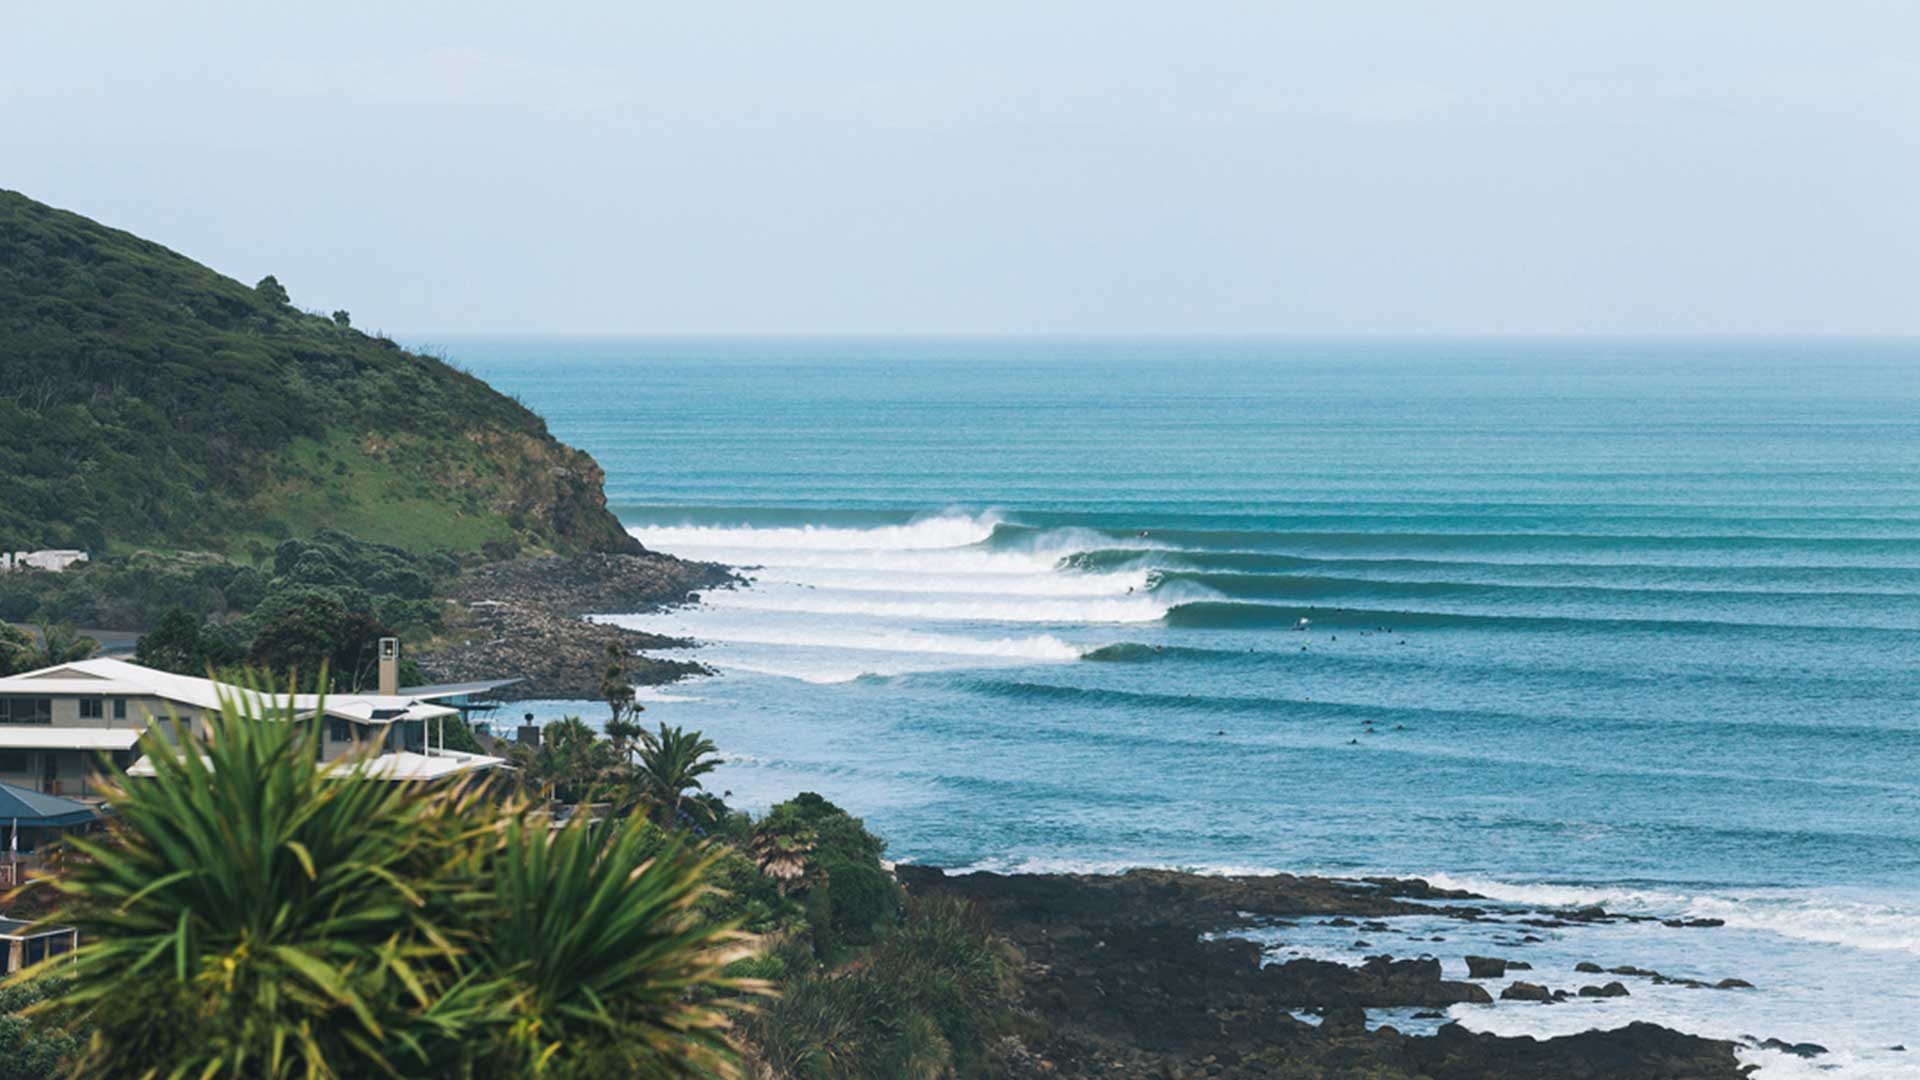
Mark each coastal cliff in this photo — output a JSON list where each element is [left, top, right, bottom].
[[0, 189, 634, 559]]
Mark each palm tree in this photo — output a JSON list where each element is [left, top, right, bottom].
[[27, 620, 97, 668], [19, 676, 757, 1078], [748, 817, 816, 897], [637, 724, 722, 830]]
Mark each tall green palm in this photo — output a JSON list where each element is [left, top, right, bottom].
[[637, 725, 723, 830]]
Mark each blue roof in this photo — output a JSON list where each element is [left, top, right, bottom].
[[0, 781, 103, 828]]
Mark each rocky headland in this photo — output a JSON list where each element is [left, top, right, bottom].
[[899, 866, 1762, 1079], [416, 551, 737, 699]]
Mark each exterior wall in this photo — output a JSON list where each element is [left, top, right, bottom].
[[1, 691, 197, 794]]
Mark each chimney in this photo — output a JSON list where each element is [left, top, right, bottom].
[[517, 711, 541, 748], [377, 637, 400, 696]]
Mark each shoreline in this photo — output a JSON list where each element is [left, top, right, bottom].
[[899, 864, 1792, 1078], [415, 550, 738, 699]]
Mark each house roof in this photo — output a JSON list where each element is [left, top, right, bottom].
[[0, 918, 76, 938], [124, 748, 506, 782], [0, 780, 104, 827], [0, 728, 143, 751], [0, 659, 470, 725]]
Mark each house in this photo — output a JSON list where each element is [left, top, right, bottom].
[[1, 916, 75, 974], [0, 644, 508, 796], [1, 549, 89, 573], [0, 780, 106, 889]]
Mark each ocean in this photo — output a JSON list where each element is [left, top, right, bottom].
[[443, 337, 1920, 1077]]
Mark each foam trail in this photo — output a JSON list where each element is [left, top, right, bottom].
[[630, 513, 997, 552], [697, 587, 1174, 624]]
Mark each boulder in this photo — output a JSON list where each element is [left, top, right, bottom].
[[1715, 978, 1753, 990], [1500, 982, 1552, 1002], [1464, 955, 1508, 979], [1576, 982, 1630, 998], [1574, 961, 1603, 974]]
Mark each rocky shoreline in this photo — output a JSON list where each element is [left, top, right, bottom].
[[415, 551, 736, 699], [900, 866, 1769, 1079]]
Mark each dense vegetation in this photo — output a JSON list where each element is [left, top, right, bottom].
[[0, 189, 635, 560], [3, 688, 1019, 1079]]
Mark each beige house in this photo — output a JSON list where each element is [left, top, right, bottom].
[[0, 653, 506, 795]]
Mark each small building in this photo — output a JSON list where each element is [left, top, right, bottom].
[[0, 780, 106, 889], [0, 916, 76, 974], [0, 653, 508, 796], [1, 549, 89, 573]]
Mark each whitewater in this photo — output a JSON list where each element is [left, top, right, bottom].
[[451, 337, 1920, 1077]]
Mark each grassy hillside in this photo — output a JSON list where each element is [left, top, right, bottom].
[[0, 190, 637, 559]]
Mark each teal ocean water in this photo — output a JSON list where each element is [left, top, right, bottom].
[[447, 338, 1920, 1074]]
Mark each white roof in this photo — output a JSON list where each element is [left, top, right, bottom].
[[125, 748, 506, 781], [0, 658, 470, 725], [0, 728, 143, 751]]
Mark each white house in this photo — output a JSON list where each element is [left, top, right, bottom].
[[0, 653, 507, 795], [1, 550, 89, 573]]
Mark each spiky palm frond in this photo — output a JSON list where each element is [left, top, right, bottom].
[[468, 810, 762, 1078]]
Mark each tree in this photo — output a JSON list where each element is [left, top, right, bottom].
[[330, 309, 351, 328], [246, 593, 390, 691], [27, 620, 97, 668], [748, 813, 817, 898], [600, 642, 645, 759], [511, 715, 618, 805], [0, 622, 33, 677], [637, 724, 722, 830], [23, 680, 755, 1078], [253, 274, 289, 305], [132, 607, 205, 675]]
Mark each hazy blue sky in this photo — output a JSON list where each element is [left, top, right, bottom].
[[5, 2, 1916, 334]]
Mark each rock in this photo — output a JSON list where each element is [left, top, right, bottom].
[[1500, 982, 1553, 1002], [1464, 955, 1509, 979], [419, 553, 733, 698], [1715, 978, 1753, 990], [1352, 940, 1372, 948], [1575, 961, 1603, 973], [1576, 982, 1630, 998], [1326, 917, 1359, 927], [1607, 965, 1659, 978], [1757, 1038, 1828, 1058], [1506, 960, 1532, 971], [1663, 917, 1726, 928], [1321, 1005, 1367, 1036], [1412, 1010, 1446, 1019]]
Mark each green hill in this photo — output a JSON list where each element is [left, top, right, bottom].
[[0, 190, 636, 560]]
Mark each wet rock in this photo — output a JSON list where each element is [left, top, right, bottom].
[[1757, 1038, 1829, 1058], [1506, 960, 1533, 970], [1608, 965, 1660, 978], [1663, 917, 1726, 928], [1464, 955, 1510, 979], [1576, 982, 1630, 998], [1715, 978, 1754, 990], [1320, 1005, 1367, 1036], [1575, 961, 1604, 973], [1500, 981, 1553, 1002]]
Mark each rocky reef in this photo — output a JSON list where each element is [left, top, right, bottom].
[[899, 866, 1755, 1079], [416, 551, 736, 699]]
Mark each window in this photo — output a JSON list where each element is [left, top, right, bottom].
[[329, 719, 353, 743], [113, 698, 127, 720], [0, 751, 26, 773], [0, 698, 52, 724], [79, 698, 104, 719]]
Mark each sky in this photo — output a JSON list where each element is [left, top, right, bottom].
[[3, 2, 1917, 335]]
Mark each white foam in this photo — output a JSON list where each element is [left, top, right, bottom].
[[630, 512, 999, 552], [1420, 873, 1920, 958], [696, 587, 1174, 624]]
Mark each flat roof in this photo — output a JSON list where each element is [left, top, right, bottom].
[[0, 728, 143, 751], [397, 678, 524, 698], [0, 918, 75, 938]]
